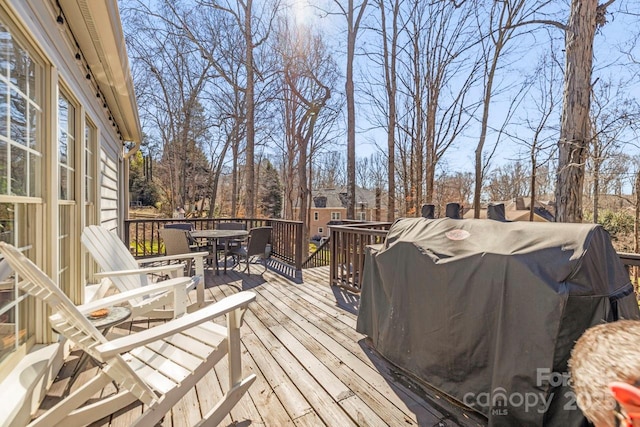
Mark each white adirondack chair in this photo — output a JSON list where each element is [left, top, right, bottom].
[[82, 225, 209, 318], [0, 242, 256, 427]]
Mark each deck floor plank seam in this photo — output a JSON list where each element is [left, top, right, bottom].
[[213, 281, 353, 427], [253, 278, 443, 425]]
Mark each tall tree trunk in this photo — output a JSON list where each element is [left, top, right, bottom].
[[425, 89, 437, 204], [473, 49, 500, 218], [346, 25, 356, 219], [634, 170, 640, 288], [298, 136, 310, 253], [244, 0, 256, 218], [412, 24, 423, 213], [555, 0, 599, 223], [593, 157, 600, 224], [343, 0, 368, 219], [379, 0, 397, 222], [231, 132, 239, 217], [529, 155, 537, 222]]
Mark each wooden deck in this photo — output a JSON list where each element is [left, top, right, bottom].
[[41, 264, 486, 426]]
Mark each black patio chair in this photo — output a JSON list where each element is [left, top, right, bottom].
[[229, 226, 272, 275]]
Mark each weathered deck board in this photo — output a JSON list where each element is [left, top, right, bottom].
[[38, 265, 485, 427], [257, 280, 443, 424]]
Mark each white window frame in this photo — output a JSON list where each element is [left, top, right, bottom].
[[57, 89, 80, 302], [331, 211, 341, 221], [0, 16, 44, 379]]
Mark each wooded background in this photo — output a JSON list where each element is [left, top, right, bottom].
[[122, 0, 640, 249]]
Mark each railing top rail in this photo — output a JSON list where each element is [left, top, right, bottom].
[[125, 217, 304, 225], [618, 252, 640, 259], [619, 253, 640, 267], [329, 222, 392, 237], [329, 221, 392, 228]]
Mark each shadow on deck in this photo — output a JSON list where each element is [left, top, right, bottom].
[[40, 265, 487, 427]]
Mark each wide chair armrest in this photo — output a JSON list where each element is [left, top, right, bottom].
[[77, 277, 193, 314], [138, 252, 209, 265], [95, 291, 256, 360], [93, 264, 184, 279]]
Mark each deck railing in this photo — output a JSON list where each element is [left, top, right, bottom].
[[124, 218, 305, 270], [303, 238, 331, 269], [125, 218, 640, 293], [329, 222, 392, 293], [329, 224, 640, 295]]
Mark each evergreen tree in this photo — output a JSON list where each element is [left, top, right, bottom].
[[259, 161, 282, 218], [129, 150, 159, 207]]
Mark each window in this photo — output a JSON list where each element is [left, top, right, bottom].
[[84, 119, 95, 205], [313, 211, 318, 221], [331, 212, 341, 221], [358, 211, 366, 221], [58, 92, 77, 299], [0, 19, 41, 368], [318, 227, 323, 234], [83, 119, 97, 283], [0, 23, 42, 197], [58, 94, 75, 200]]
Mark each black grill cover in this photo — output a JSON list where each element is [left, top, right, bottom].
[[356, 218, 640, 426]]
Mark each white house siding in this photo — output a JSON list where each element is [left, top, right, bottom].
[[100, 147, 120, 231]]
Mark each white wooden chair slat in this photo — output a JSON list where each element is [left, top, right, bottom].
[[127, 361, 178, 394], [195, 320, 229, 338], [181, 322, 228, 345], [161, 332, 217, 359], [146, 340, 204, 371], [128, 346, 192, 382], [0, 242, 256, 427]]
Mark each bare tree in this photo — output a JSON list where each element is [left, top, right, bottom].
[[505, 46, 561, 221], [356, 151, 387, 191], [485, 161, 530, 202], [275, 18, 338, 244], [123, 4, 214, 214], [324, 0, 369, 219], [313, 151, 347, 190], [432, 171, 474, 218], [587, 78, 640, 222], [166, 0, 279, 218], [412, 0, 480, 207], [555, 0, 616, 222], [472, 0, 531, 218], [375, 0, 401, 221]]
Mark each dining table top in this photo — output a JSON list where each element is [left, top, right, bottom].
[[190, 229, 249, 239]]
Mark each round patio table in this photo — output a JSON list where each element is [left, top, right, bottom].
[[66, 306, 132, 389], [190, 229, 249, 275]]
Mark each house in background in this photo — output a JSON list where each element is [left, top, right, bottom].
[[0, 1, 140, 424], [463, 197, 555, 222], [298, 187, 387, 239]]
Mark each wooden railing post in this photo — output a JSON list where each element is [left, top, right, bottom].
[[123, 221, 131, 254], [330, 226, 338, 287], [295, 221, 303, 270]]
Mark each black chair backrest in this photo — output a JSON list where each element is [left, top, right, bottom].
[[164, 223, 197, 245], [246, 227, 272, 257], [487, 203, 507, 222], [216, 222, 247, 231], [445, 203, 462, 219], [165, 223, 194, 231], [421, 204, 435, 219]]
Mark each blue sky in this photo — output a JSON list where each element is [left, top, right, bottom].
[[290, 0, 640, 181]]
